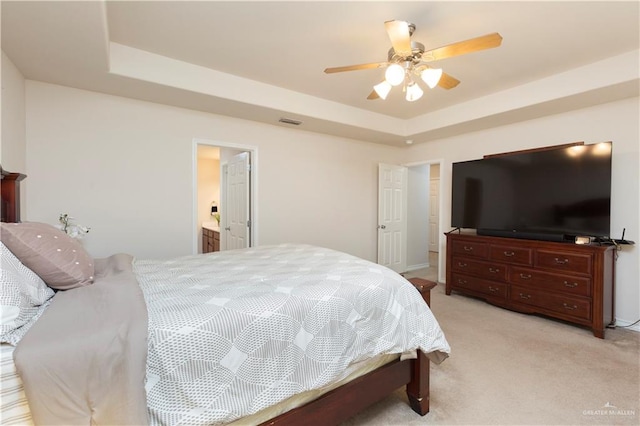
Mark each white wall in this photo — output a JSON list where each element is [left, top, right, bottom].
[[404, 97, 640, 328], [23, 81, 403, 262], [15, 78, 640, 329], [1, 51, 27, 173], [1, 51, 28, 217]]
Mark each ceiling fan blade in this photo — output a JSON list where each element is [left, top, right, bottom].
[[423, 33, 503, 62], [438, 72, 460, 89], [385, 20, 412, 57], [324, 62, 388, 74], [367, 90, 380, 100], [367, 90, 380, 101]]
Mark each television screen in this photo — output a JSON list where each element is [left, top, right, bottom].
[[451, 142, 612, 239]]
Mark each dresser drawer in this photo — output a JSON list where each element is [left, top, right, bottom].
[[451, 273, 507, 299], [536, 250, 592, 275], [510, 267, 591, 297], [451, 240, 489, 259], [489, 245, 532, 265], [452, 257, 507, 281], [510, 285, 591, 320]]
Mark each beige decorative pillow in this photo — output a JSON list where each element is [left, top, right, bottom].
[[0, 222, 94, 290]]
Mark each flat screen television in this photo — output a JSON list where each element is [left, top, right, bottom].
[[451, 142, 612, 241]]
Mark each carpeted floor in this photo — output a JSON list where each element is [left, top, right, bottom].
[[343, 282, 640, 425]]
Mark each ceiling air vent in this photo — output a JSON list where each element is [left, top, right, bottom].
[[278, 117, 302, 126]]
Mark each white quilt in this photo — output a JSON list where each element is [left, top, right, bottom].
[[134, 244, 450, 425]]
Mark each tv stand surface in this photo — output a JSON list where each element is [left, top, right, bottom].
[[445, 233, 615, 338]]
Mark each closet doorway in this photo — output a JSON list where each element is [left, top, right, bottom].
[[405, 160, 442, 282], [193, 138, 258, 254]]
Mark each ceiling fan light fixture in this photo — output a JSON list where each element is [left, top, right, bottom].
[[421, 68, 443, 89], [405, 82, 423, 102], [373, 81, 392, 100], [385, 63, 405, 86], [324, 20, 503, 104]]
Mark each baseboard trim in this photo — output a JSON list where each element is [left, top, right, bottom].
[[405, 263, 429, 272], [613, 318, 640, 333]]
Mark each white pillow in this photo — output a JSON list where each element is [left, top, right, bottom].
[[1, 242, 54, 344]]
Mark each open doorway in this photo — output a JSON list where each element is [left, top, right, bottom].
[[193, 138, 258, 255], [196, 145, 221, 253], [404, 160, 442, 283]]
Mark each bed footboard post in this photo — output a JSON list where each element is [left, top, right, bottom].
[[406, 350, 430, 415]]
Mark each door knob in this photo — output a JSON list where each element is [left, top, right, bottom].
[[378, 225, 386, 229]]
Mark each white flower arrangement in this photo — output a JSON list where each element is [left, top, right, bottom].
[[58, 213, 90, 239]]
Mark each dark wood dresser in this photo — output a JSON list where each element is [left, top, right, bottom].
[[446, 232, 615, 338]]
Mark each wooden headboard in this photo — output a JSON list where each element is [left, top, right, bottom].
[[1, 166, 27, 223]]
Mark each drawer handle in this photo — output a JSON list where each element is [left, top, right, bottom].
[[519, 293, 531, 300], [457, 279, 468, 285], [519, 273, 532, 280], [503, 251, 515, 257], [457, 262, 468, 268], [554, 257, 569, 265], [488, 286, 500, 292], [488, 267, 500, 273], [563, 303, 578, 311], [564, 281, 578, 288], [463, 246, 474, 251]]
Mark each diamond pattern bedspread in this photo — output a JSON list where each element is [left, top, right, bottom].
[[134, 244, 450, 425]]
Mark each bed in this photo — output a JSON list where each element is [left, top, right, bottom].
[[1, 167, 450, 425]]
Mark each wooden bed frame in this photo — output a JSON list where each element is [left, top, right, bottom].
[[0, 166, 431, 425], [262, 352, 430, 425]]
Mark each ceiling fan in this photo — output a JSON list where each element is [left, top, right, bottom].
[[324, 20, 503, 102]]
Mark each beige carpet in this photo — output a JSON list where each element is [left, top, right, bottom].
[[343, 283, 640, 425]]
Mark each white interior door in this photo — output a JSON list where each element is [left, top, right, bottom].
[[429, 177, 440, 252], [377, 163, 408, 273], [224, 152, 250, 250]]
